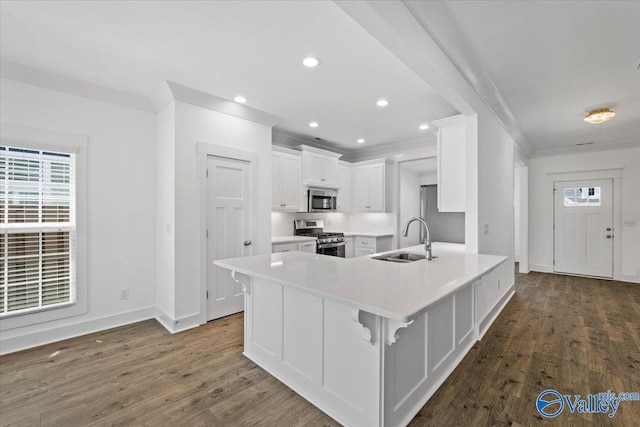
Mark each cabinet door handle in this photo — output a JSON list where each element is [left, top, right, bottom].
[[244, 240, 252, 246]]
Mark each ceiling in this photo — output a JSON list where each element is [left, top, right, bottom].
[[445, 0, 640, 153], [0, 1, 458, 151]]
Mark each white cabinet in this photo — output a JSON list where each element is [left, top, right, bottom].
[[272, 149, 302, 212], [355, 247, 375, 257], [297, 241, 316, 253], [337, 163, 352, 212], [353, 235, 392, 257], [272, 242, 298, 253], [352, 160, 394, 212], [272, 240, 317, 254], [344, 236, 354, 258], [434, 115, 466, 212], [300, 145, 341, 188]]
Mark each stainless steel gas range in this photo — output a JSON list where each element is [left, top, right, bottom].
[[294, 219, 345, 258]]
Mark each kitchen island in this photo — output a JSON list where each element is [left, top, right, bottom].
[[215, 243, 509, 427]]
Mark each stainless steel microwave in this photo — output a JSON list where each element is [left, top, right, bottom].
[[308, 188, 337, 212]]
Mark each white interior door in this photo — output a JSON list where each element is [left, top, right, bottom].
[[554, 179, 613, 278], [207, 155, 251, 320]]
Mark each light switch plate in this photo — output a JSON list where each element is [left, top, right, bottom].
[[483, 223, 489, 236], [623, 219, 636, 227]]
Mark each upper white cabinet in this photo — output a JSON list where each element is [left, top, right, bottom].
[[352, 159, 394, 212], [300, 145, 341, 188], [337, 162, 352, 212], [272, 147, 302, 212], [434, 115, 466, 212]]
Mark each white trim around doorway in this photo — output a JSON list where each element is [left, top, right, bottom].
[[546, 168, 622, 281], [196, 141, 259, 325]]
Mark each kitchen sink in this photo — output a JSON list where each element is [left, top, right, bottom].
[[372, 252, 434, 263]]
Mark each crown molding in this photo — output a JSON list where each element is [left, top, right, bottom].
[[151, 81, 279, 127], [0, 60, 154, 112]]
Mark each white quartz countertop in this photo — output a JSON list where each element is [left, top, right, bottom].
[[272, 236, 318, 244], [342, 231, 394, 237], [215, 242, 508, 322]]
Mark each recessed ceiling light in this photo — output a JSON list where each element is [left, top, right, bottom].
[[376, 99, 389, 107], [584, 108, 615, 124], [303, 57, 320, 67], [234, 96, 247, 103], [309, 121, 319, 128], [419, 124, 429, 130], [357, 138, 365, 144]]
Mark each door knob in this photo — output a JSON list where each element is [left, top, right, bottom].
[[606, 227, 612, 231], [605, 235, 612, 239], [244, 240, 252, 246]]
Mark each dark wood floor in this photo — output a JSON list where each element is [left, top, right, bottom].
[[1, 270, 639, 426]]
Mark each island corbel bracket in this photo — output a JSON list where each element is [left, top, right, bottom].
[[384, 318, 414, 346], [351, 309, 377, 344], [231, 271, 252, 294]]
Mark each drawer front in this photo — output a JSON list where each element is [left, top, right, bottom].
[[355, 236, 376, 248], [297, 241, 317, 253], [355, 248, 375, 257], [272, 242, 299, 253]]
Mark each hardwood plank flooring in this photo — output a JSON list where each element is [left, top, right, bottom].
[[1, 270, 639, 426]]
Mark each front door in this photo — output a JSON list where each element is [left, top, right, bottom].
[[554, 179, 613, 278], [206, 155, 252, 320]]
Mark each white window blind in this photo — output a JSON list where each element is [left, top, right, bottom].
[[1, 145, 76, 317]]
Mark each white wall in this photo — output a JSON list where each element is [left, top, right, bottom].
[[529, 146, 640, 282], [399, 171, 421, 247], [420, 172, 437, 186], [271, 211, 395, 237], [0, 78, 157, 352], [155, 101, 176, 319], [172, 100, 273, 321], [514, 164, 521, 261]]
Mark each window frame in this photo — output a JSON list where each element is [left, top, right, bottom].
[[0, 123, 88, 331]]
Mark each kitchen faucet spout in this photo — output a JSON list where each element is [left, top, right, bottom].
[[402, 217, 433, 260]]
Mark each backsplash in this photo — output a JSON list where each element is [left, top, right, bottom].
[[271, 211, 395, 237]]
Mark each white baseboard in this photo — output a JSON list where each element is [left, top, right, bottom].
[[154, 308, 201, 334], [530, 264, 553, 273], [0, 306, 156, 355], [620, 269, 640, 284]]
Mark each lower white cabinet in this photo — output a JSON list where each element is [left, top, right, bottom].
[[344, 237, 354, 258], [353, 235, 392, 257], [297, 241, 317, 253], [272, 241, 317, 254], [355, 247, 374, 257], [272, 242, 298, 253]]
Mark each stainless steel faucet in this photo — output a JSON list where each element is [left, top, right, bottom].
[[402, 217, 433, 260]]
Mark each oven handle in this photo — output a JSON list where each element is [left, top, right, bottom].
[[318, 242, 347, 250]]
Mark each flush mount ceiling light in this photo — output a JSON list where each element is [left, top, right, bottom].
[[234, 96, 247, 103], [357, 138, 365, 144], [584, 108, 615, 124], [376, 99, 389, 107], [303, 57, 320, 67], [419, 124, 429, 130], [309, 121, 319, 128]]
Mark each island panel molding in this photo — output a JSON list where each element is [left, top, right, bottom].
[[215, 243, 509, 426]]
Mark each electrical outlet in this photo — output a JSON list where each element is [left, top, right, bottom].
[[498, 280, 501, 289], [120, 289, 129, 300], [483, 223, 489, 236], [623, 219, 636, 227]]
